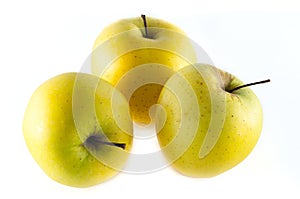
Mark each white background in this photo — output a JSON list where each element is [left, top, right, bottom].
[[1, 0, 300, 198]]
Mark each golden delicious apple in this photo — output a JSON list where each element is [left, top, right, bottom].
[[156, 64, 267, 177], [23, 73, 133, 187], [91, 15, 197, 124]]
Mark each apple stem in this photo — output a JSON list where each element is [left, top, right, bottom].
[[141, 14, 149, 38], [228, 79, 271, 93], [84, 134, 126, 150], [101, 141, 126, 150]]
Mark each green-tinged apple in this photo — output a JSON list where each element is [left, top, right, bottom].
[[92, 15, 197, 124], [23, 73, 133, 187], [155, 63, 269, 177]]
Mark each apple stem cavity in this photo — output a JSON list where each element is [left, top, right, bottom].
[[228, 79, 271, 93], [84, 134, 126, 150], [141, 14, 149, 38]]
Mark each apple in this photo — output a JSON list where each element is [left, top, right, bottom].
[[155, 63, 269, 177], [23, 72, 133, 187], [91, 15, 197, 124]]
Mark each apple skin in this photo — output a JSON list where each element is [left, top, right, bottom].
[[23, 73, 133, 187], [91, 16, 197, 124], [155, 64, 263, 177]]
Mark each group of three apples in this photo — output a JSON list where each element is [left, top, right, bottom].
[[23, 15, 265, 187]]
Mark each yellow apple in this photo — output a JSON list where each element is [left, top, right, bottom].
[[156, 64, 264, 177], [23, 73, 133, 187], [91, 15, 197, 124]]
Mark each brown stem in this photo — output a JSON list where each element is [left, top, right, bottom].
[[141, 14, 148, 38], [228, 79, 271, 93]]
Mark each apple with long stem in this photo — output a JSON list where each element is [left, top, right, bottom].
[[156, 63, 270, 177]]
